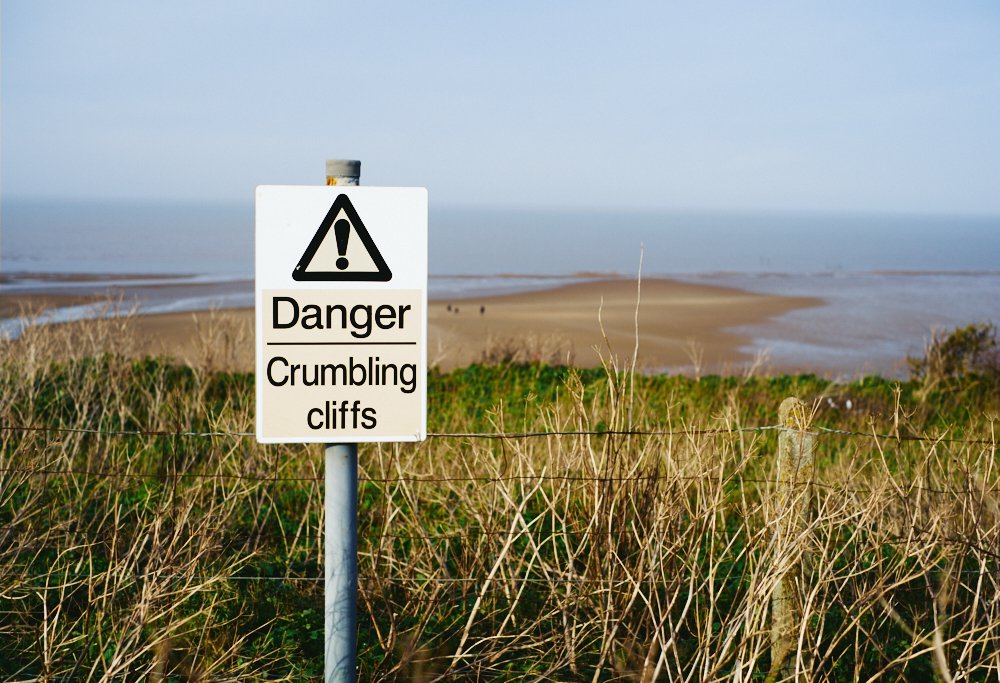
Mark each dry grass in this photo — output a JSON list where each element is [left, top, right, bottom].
[[187, 308, 254, 373], [362, 381, 1000, 681], [1, 308, 302, 680], [0, 307, 998, 680], [477, 332, 576, 367]]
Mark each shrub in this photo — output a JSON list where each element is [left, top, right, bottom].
[[908, 322, 999, 387]]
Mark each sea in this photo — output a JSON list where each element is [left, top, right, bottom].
[[2, 198, 999, 377]]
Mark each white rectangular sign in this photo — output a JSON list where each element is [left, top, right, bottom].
[[255, 186, 427, 443]]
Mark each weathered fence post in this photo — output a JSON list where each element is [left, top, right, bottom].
[[769, 397, 815, 682]]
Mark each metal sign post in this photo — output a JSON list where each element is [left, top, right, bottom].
[[325, 159, 360, 683], [253, 160, 428, 683], [325, 440, 358, 681]]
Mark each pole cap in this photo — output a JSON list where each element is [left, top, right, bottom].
[[326, 159, 361, 178]]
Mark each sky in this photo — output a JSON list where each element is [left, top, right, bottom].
[[2, 1, 1000, 214]]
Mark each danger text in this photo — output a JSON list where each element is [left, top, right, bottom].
[[272, 296, 411, 338]]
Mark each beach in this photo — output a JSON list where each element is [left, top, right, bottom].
[[0, 276, 821, 374], [5, 269, 1000, 377]]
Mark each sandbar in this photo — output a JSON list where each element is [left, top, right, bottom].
[[429, 278, 820, 372]]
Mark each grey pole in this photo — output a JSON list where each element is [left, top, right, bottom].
[[324, 159, 361, 683]]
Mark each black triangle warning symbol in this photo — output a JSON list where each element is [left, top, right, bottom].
[[292, 194, 392, 282]]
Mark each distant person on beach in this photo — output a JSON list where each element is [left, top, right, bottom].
[[480, 305, 485, 315]]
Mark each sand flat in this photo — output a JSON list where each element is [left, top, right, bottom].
[[429, 278, 821, 371]]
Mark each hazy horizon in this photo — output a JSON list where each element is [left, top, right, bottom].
[[3, 197, 999, 278], [4, 2, 997, 282], [5, 193, 1000, 220]]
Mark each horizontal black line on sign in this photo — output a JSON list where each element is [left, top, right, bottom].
[[265, 341, 418, 346]]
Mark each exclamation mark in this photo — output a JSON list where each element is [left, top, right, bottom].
[[334, 218, 350, 270]]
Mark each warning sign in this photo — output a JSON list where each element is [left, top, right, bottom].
[[255, 186, 427, 443], [293, 194, 392, 282]]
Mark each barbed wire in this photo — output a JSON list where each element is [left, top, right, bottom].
[[1, 464, 995, 496], [0, 420, 994, 492], [0, 422, 994, 444], [14, 553, 1000, 588]]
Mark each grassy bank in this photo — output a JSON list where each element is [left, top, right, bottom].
[[1, 316, 998, 680]]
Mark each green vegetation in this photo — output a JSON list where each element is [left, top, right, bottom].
[[0, 315, 998, 680]]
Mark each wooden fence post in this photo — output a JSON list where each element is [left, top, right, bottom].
[[768, 397, 815, 682]]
